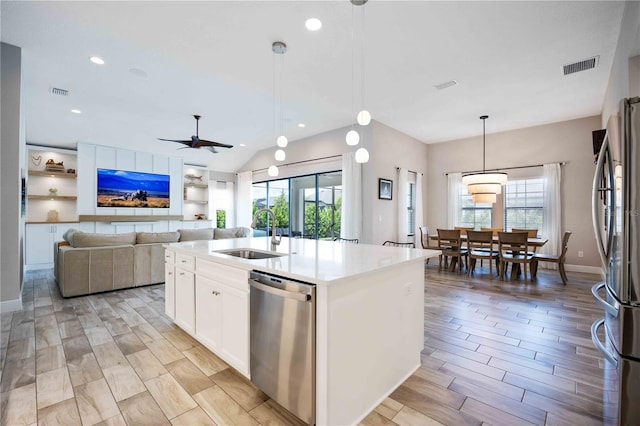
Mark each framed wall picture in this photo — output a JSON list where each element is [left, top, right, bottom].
[[379, 178, 392, 200]]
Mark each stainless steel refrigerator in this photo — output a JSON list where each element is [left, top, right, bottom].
[[591, 96, 640, 426]]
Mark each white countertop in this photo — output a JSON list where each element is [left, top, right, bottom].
[[166, 237, 440, 286]]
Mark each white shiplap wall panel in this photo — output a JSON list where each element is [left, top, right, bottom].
[[169, 157, 183, 217], [136, 151, 154, 173], [77, 143, 96, 215]]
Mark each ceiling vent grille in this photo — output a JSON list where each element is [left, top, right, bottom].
[[563, 56, 599, 75], [49, 87, 69, 96], [434, 80, 458, 90]]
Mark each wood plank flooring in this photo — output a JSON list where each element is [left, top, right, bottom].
[[1, 264, 609, 425]]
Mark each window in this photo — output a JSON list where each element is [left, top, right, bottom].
[[459, 185, 492, 229], [210, 181, 234, 228], [407, 182, 415, 235], [504, 178, 543, 230], [252, 171, 341, 240]]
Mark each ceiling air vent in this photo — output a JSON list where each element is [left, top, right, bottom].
[[563, 56, 599, 76], [49, 87, 69, 96], [434, 80, 458, 90]]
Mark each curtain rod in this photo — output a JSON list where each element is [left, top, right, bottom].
[[396, 167, 421, 175], [246, 154, 342, 174], [444, 161, 567, 176]]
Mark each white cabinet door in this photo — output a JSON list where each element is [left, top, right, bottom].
[[53, 223, 78, 243], [25, 223, 54, 265], [195, 276, 222, 351], [165, 265, 176, 319], [220, 283, 249, 376], [175, 268, 195, 335]]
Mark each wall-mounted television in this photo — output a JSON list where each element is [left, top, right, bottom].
[[97, 168, 170, 208]]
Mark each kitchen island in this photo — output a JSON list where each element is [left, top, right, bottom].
[[164, 237, 439, 425]]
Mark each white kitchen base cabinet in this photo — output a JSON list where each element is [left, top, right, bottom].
[[25, 222, 78, 269], [195, 276, 222, 350], [164, 266, 176, 320], [174, 253, 196, 335]]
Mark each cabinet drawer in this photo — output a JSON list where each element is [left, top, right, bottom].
[[176, 253, 195, 271], [164, 250, 175, 264], [196, 258, 249, 291]]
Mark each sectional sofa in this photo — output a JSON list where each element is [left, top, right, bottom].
[[54, 227, 251, 297]]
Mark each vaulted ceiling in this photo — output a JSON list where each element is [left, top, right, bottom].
[[1, 1, 626, 171]]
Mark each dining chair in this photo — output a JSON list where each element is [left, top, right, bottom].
[[334, 237, 359, 244], [481, 227, 503, 236], [419, 226, 438, 264], [497, 232, 535, 281], [454, 226, 474, 236], [511, 228, 538, 238], [531, 231, 572, 284], [436, 229, 467, 273], [466, 230, 499, 277], [382, 241, 415, 248]]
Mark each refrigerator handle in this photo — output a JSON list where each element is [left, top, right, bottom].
[[591, 318, 618, 368], [591, 283, 619, 317], [591, 135, 612, 267]]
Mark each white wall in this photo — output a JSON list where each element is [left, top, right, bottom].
[[77, 143, 184, 234], [239, 120, 427, 244], [1, 42, 25, 308], [426, 116, 601, 268], [601, 0, 640, 125]]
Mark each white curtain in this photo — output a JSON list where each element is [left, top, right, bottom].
[[225, 181, 235, 228], [340, 152, 362, 240], [397, 168, 409, 242], [414, 172, 424, 247], [540, 163, 562, 268], [236, 171, 253, 228], [447, 172, 462, 228]]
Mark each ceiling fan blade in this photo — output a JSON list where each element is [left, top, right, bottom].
[[197, 139, 234, 149], [203, 146, 219, 154], [158, 138, 191, 145]]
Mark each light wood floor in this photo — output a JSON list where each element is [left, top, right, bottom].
[[1, 264, 609, 425]]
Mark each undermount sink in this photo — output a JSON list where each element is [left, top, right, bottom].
[[214, 248, 285, 260]]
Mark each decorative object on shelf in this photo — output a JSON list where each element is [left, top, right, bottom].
[[66, 168, 75, 174], [194, 213, 206, 220], [462, 115, 508, 203], [158, 115, 233, 153], [185, 174, 203, 183], [379, 178, 392, 200], [45, 158, 65, 172], [47, 209, 59, 222], [48, 186, 58, 195], [31, 155, 42, 166]]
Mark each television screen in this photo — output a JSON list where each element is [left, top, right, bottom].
[[97, 169, 170, 208]]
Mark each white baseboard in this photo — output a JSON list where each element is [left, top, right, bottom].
[[0, 297, 23, 313], [564, 264, 604, 276]]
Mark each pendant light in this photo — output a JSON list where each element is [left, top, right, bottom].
[[346, 0, 369, 163], [268, 41, 287, 176], [462, 115, 507, 203]]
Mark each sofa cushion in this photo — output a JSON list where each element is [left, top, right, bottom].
[[214, 227, 252, 239], [72, 232, 137, 248], [178, 228, 214, 241], [63, 228, 81, 246], [136, 231, 180, 244]]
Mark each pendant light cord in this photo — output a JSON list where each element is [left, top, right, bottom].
[[482, 117, 486, 173], [351, 3, 355, 131]]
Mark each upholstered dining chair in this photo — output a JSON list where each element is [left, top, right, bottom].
[[531, 231, 572, 284], [466, 230, 499, 277], [497, 231, 535, 281], [334, 237, 359, 244], [419, 226, 438, 264], [436, 229, 467, 273], [382, 241, 415, 248]]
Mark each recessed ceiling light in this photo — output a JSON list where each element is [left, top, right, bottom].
[[305, 18, 322, 31], [298, 123, 306, 128], [89, 56, 105, 65], [239, 143, 246, 147], [71, 109, 82, 114]]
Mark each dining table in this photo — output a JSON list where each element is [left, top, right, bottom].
[[429, 234, 549, 277]]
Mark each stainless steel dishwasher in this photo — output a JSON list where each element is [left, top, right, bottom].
[[249, 270, 316, 425]]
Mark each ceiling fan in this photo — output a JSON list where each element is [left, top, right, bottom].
[[158, 115, 233, 153]]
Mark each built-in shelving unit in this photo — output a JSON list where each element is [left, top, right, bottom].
[[28, 195, 78, 201], [183, 165, 210, 220]]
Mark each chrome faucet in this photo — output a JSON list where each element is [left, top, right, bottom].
[[251, 208, 281, 250]]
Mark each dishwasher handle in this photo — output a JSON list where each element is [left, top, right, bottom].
[[249, 278, 312, 302]]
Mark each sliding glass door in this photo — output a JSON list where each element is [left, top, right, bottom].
[[252, 171, 341, 240]]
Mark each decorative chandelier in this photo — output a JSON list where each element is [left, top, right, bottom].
[[461, 115, 507, 203], [268, 41, 288, 177], [346, 0, 369, 164]]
